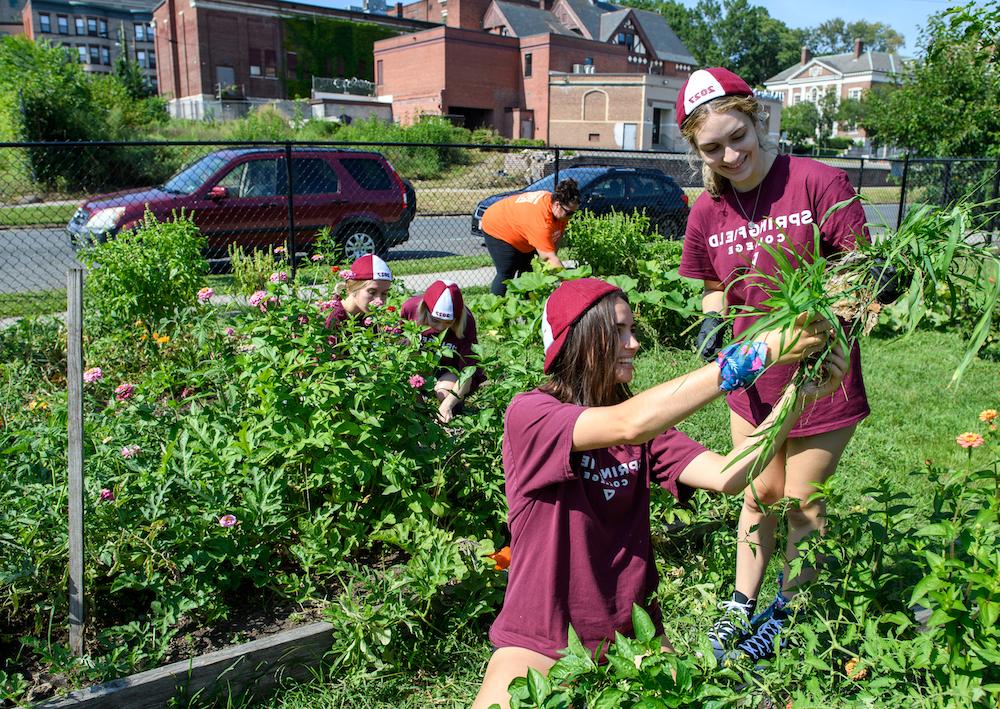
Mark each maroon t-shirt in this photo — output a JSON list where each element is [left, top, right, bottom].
[[679, 155, 870, 436], [401, 295, 486, 392], [489, 389, 706, 659]]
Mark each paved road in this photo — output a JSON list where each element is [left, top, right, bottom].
[[0, 207, 901, 295]]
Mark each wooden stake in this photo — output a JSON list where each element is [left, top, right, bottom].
[[67, 267, 85, 656]]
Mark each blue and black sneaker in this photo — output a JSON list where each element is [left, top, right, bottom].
[[726, 575, 790, 663], [708, 595, 755, 661]]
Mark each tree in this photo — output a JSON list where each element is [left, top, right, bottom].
[[808, 18, 905, 54], [817, 89, 839, 142], [862, 1, 1000, 157], [780, 101, 819, 144], [624, 0, 803, 85], [835, 97, 864, 133], [113, 25, 154, 100]]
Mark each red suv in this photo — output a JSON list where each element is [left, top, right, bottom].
[[68, 147, 415, 261]]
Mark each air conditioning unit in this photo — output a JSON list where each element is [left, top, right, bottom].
[[572, 64, 596, 74]]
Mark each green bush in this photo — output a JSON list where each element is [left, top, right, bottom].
[[78, 211, 208, 334]]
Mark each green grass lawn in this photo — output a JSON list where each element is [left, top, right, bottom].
[[257, 327, 1000, 708], [0, 289, 65, 319], [0, 203, 77, 227]]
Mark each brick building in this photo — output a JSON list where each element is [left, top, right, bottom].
[[151, 0, 435, 118], [1, 0, 25, 37], [764, 41, 907, 145], [374, 0, 698, 147], [15, 0, 158, 87]]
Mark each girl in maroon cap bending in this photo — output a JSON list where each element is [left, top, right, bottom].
[[400, 279, 486, 423], [471, 278, 846, 709]]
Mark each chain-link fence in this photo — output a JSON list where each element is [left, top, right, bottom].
[[1, 140, 998, 321]]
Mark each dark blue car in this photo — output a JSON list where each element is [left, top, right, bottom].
[[471, 165, 690, 240]]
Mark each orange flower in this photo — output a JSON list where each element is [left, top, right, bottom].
[[844, 657, 868, 681], [485, 546, 511, 571], [152, 332, 170, 345], [979, 409, 998, 423], [956, 432, 985, 448]]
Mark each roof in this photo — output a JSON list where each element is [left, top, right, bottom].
[[630, 8, 695, 63], [597, 8, 629, 41], [561, 0, 618, 38], [494, 0, 576, 37], [765, 50, 908, 84]]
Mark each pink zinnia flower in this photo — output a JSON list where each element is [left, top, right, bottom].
[[83, 367, 103, 383], [371, 297, 384, 308], [273, 246, 287, 255], [338, 270, 355, 280], [980, 409, 998, 423], [180, 387, 195, 398], [197, 287, 214, 302], [364, 317, 373, 326], [956, 432, 985, 448], [114, 383, 135, 402], [248, 290, 267, 307], [218, 514, 238, 528], [269, 271, 288, 283], [409, 374, 425, 388], [99, 488, 114, 502], [298, 315, 309, 325], [327, 335, 338, 346], [317, 299, 338, 312], [120, 444, 141, 458], [224, 326, 236, 337], [311, 253, 324, 261]]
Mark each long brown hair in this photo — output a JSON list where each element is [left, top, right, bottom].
[[540, 293, 631, 407], [680, 94, 775, 198]]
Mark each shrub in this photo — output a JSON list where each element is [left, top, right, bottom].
[[78, 211, 208, 334], [229, 244, 282, 295]]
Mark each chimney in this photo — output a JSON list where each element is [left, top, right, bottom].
[[395, 1, 402, 16], [853, 38, 863, 58], [800, 46, 811, 65]]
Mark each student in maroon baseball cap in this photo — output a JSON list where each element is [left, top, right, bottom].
[[471, 278, 848, 709], [675, 67, 887, 663], [400, 279, 486, 422], [325, 254, 393, 327]]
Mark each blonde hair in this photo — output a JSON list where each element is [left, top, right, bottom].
[[680, 95, 776, 198], [335, 279, 375, 299], [415, 300, 467, 337]]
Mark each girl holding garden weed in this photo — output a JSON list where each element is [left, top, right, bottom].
[[401, 279, 486, 423], [471, 278, 847, 709], [324, 254, 393, 328], [481, 178, 581, 296], [676, 67, 871, 664]]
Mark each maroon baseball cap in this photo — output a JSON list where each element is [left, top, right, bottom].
[[675, 67, 753, 128], [542, 278, 623, 374], [348, 254, 392, 281], [423, 279, 463, 321]]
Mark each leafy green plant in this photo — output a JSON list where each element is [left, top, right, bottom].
[[78, 210, 208, 336], [228, 244, 282, 294]]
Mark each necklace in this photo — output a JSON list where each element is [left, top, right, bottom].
[[732, 183, 762, 224]]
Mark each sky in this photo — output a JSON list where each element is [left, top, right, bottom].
[[314, 0, 964, 57]]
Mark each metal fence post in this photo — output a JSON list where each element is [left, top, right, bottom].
[[991, 158, 1000, 243], [857, 157, 865, 196], [896, 154, 910, 230], [941, 160, 952, 207], [284, 142, 296, 278], [67, 266, 85, 657], [553, 147, 560, 187]]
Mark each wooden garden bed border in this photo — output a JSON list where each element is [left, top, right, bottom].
[[35, 621, 334, 708]]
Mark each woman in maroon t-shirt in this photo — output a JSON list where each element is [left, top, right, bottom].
[[471, 278, 847, 709], [675, 68, 870, 663], [400, 279, 486, 423], [321, 254, 393, 328]]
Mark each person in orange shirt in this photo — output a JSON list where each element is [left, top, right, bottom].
[[481, 178, 580, 295]]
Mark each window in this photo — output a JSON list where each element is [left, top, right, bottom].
[[147, 50, 155, 69], [217, 159, 281, 198], [590, 176, 625, 199], [98, 19, 107, 37], [792, 93, 801, 105], [87, 18, 97, 36], [148, 23, 154, 40], [136, 49, 146, 67], [38, 13, 50, 32], [77, 45, 87, 63], [75, 17, 84, 35], [342, 158, 391, 191], [652, 107, 662, 145], [248, 48, 262, 77], [291, 158, 339, 195], [286, 52, 297, 80], [57, 15, 68, 34], [848, 88, 862, 101], [263, 49, 276, 78], [524, 52, 532, 77], [376, 59, 383, 86], [588, 133, 600, 142], [100, 46, 110, 65], [89, 45, 99, 64], [628, 174, 667, 198], [134, 22, 145, 41]]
